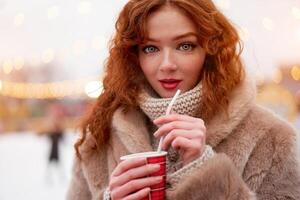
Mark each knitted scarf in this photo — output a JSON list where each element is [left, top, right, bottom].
[[139, 83, 203, 121]]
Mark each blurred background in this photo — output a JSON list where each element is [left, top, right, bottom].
[[0, 0, 299, 199]]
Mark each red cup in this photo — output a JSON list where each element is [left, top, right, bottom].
[[120, 151, 167, 200]]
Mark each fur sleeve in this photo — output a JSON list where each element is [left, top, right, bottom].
[[166, 153, 256, 200], [255, 126, 300, 199], [66, 157, 92, 200]]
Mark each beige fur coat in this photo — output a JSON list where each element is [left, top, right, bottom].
[[67, 79, 300, 200]]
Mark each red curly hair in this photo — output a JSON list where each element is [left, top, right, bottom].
[[75, 0, 244, 158]]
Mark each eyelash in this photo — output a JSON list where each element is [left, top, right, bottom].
[[142, 43, 197, 54]]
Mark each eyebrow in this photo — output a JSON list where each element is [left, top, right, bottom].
[[146, 32, 198, 42]]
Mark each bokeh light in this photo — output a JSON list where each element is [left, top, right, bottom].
[[85, 81, 102, 98], [215, 0, 231, 10], [14, 57, 25, 70], [47, 6, 60, 20], [42, 49, 55, 64], [77, 1, 92, 15], [3, 59, 13, 74], [13, 13, 24, 27], [291, 65, 300, 81], [292, 6, 300, 20], [262, 17, 274, 31]]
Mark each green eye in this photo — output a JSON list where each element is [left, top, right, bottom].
[[142, 46, 158, 54]]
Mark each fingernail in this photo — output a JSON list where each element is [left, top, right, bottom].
[[151, 164, 160, 170], [145, 187, 151, 193], [155, 176, 162, 182]]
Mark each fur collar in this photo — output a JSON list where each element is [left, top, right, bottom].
[[206, 77, 256, 147]]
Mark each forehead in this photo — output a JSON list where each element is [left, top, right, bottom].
[[145, 5, 198, 40]]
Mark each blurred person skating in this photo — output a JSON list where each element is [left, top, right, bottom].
[[45, 103, 66, 185]]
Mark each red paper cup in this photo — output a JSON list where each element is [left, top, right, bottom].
[[120, 151, 167, 200]]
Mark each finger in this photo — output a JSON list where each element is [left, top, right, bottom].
[[113, 176, 162, 198], [162, 129, 203, 150], [123, 187, 150, 200], [171, 136, 201, 152], [181, 140, 205, 164], [153, 121, 198, 138], [154, 114, 204, 125], [111, 157, 146, 177], [110, 164, 160, 190]]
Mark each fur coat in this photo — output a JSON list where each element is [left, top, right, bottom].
[[67, 79, 300, 200]]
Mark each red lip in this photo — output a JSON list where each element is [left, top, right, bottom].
[[159, 79, 181, 90]]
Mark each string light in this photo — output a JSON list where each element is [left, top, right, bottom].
[[0, 77, 102, 99]]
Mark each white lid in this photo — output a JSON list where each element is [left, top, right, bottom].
[[120, 151, 167, 160]]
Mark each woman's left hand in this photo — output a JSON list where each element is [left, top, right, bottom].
[[153, 114, 206, 166]]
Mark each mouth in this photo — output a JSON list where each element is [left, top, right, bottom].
[[159, 79, 182, 90]]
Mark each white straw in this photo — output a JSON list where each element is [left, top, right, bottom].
[[157, 89, 181, 152]]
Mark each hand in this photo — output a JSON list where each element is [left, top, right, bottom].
[[109, 158, 162, 200], [153, 114, 206, 166]]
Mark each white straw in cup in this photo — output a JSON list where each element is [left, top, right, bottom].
[[157, 89, 181, 152]]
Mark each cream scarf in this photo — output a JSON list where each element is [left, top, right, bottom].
[[139, 83, 203, 121]]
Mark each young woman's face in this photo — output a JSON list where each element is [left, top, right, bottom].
[[138, 6, 206, 98]]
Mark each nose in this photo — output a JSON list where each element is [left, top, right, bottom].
[[159, 48, 178, 72]]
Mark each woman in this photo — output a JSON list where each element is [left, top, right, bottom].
[[67, 0, 300, 199]]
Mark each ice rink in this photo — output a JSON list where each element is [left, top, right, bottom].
[[0, 131, 78, 200]]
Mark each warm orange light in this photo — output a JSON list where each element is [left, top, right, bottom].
[[0, 77, 100, 99], [290, 65, 300, 81]]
